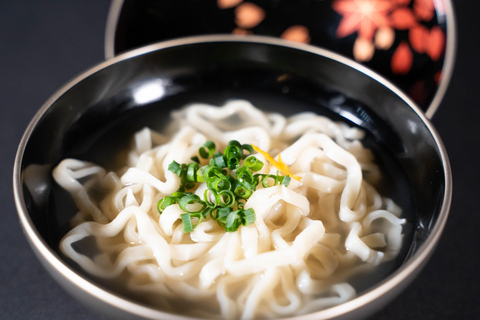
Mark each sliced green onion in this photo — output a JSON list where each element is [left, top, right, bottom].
[[227, 174, 236, 186], [245, 156, 264, 172], [187, 162, 199, 181], [204, 188, 220, 208], [224, 142, 242, 170], [191, 212, 203, 228], [168, 160, 183, 176], [218, 177, 231, 191], [227, 157, 239, 170], [212, 151, 227, 168], [241, 208, 256, 226], [216, 207, 231, 220], [182, 180, 196, 191], [201, 207, 214, 219], [234, 182, 253, 199], [196, 166, 206, 182], [157, 199, 165, 214], [212, 207, 231, 228], [203, 165, 222, 181], [225, 210, 241, 232], [241, 144, 254, 158], [171, 191, 185, 198], [178, 194, 206, 214], [281, 175, 291, 187], [199, 141, 216, 159], [237, 199, 246, 209], [261, 174, 279, 188], [219, 190, 235, 207], [228, 140, 242, 148], [160, 195, 177, 211], [190, 155, 200, 163], [236, 166, 257, 190], [181, 213, 194, 233]]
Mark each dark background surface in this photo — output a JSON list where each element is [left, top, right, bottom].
[[1, 1, 479, 319]]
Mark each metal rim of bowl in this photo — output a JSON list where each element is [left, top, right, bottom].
[[14, 34, 452, 319], [103, 0, 457, 119]]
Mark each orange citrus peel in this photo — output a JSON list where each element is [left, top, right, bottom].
[[251, 144, 302, 181]]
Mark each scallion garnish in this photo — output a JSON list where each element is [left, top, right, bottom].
[[245, 156, 264, 172], [157, 140, 293, 233], [199, 141, 216, 159], [181, 213, 195, 233], [168, 161, 183, 176]]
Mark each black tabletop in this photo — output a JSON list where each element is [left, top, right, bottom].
[[1, 1, 479, 319]]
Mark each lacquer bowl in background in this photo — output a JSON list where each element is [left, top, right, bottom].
[[105, 0, 456, 117], [14, 35, 451, 319]]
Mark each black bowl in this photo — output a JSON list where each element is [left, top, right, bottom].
[[105, 0, 456, 115], [14, 35, 451, 319]]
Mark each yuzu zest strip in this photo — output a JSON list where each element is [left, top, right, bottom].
[[251, 144, 301, 181]]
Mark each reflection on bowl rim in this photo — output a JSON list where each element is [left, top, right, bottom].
[[14, 35, 452, 319], [103, 0, 457, 119]]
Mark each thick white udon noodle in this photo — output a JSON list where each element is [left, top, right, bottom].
[[54, 100, 405, 319]]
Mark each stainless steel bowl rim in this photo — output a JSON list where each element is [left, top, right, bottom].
[[13, 34, 452, 319]]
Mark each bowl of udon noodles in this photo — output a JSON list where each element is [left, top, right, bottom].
[[14, 35, 451, 320]]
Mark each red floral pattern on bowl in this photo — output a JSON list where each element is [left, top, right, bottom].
[[332, 0, 445, 75], [106, 0, 455, 115]]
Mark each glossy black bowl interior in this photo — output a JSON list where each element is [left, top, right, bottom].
[[18, 36, 447, 312], [107, 0, 456, 114]]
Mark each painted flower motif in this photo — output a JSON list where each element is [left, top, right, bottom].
[[391, 41, 413, 74], [389, 7, 417, 29], [217, 0, 445, 79], [332, 0, 393, 40], [217, 0, 243, 10], [222, 1, 312, 45], [374, 26, 395, 49], [409, 25, 445, 60], [413, 0, 435, 21], [332, 0, 445, 75], [425, 26, 445, 61], [354, 36, 375, 61], [409, 25, 428, 53], [234, 3, 265, 29], [281, 25, 311, 44]]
